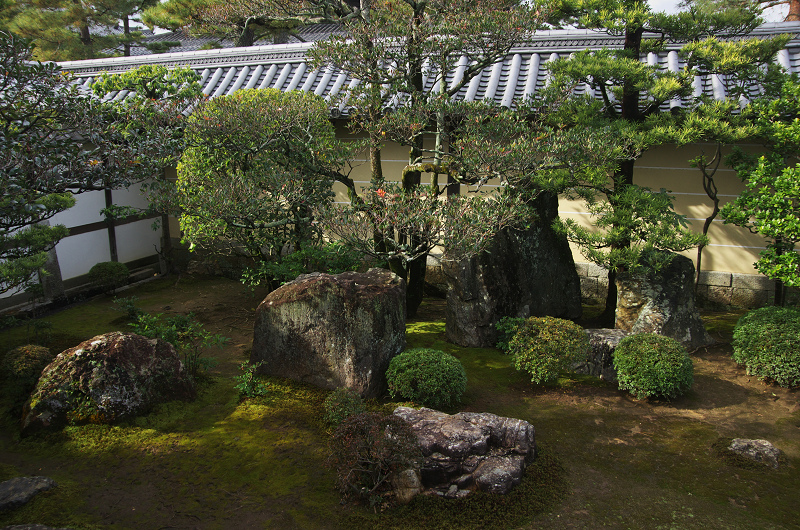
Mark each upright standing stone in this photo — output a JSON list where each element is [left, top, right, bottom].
[[443, 193, 582, 348], [616, 253, 714, 349], [252, 268, 406, 398]]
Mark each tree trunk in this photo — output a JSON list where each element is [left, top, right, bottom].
[[787, 0, 800, 21], [236, 25, 256, 47], [123, 16, 131, 57]]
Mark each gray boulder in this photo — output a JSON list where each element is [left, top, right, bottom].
[[728, 438, 783, 469], [616, 253, 714, 349], [0, 476, 57, 512], [252, 268, 405, 398], [393, 407, 536, 497], [572, 328, 631, 383], [21, 333, 195, 436], [443, 192, 582, 348]]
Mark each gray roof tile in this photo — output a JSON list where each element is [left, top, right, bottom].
[[59, 23, 800, 115]]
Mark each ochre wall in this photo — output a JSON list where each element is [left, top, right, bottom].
[[335, 124, 770, 277]]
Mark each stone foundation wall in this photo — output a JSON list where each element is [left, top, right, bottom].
[[576, 263, 799, 309]]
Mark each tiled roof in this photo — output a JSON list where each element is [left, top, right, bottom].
[[59, 23, 800, 116]]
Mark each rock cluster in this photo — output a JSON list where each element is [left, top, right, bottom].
[[252, 268, 406, 398], [393, 407, 536, 498], [21, 332, 195, 436]]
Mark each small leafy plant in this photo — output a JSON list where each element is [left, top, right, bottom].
[[233, 361, 270, 398], [131, 313, 227, 378], [509, 316, 589, 384], [386, 348, 467, 410], [613, 333, 694, 400], [240, 241, 367, 289], [323, 387, 366, 428], [732, 306, 800, 388], [113, 296, 145, 321]]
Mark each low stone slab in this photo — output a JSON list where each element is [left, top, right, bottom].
[[2, 524, 70, 530], [0, 476, 57, 512], [728, 439, 782, 469], [393, 407, 536, 498], [572, 328, 630, 383]]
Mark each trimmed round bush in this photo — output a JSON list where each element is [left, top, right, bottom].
[[386, 348, 467, 409], [732, 306, 800, 388], [88, 261, 129, 293], [613, 334, 694, 400], [509, 316, 589, 384], [323, 387, 366, 428]]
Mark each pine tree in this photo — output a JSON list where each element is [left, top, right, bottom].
[[549, 1, 789, 323]]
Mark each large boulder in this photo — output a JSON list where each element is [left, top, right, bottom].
[[616, 253, 714, 349], [252, 268, 405, 398], [393, 407, 536, 497], [21, 332, 195, 436], [443, 192, 582, 348]]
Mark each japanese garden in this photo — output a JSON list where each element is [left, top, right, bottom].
[[1, 0, 799, 528]]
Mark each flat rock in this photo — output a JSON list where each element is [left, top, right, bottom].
[[394, 406, 535, 497], [728, 438, 782, 469], [0, 476, 57, 512], [2, 525, 72, 530]]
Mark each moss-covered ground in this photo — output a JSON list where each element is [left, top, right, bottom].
[[0, 276, 797, 529]]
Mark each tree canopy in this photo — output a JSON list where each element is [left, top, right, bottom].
[[543, 0, 789, 321], [177, 89, 359, 287], [0, 33, 168, 294]]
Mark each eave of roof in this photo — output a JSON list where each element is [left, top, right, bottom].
[[58, 23, 800, 115]]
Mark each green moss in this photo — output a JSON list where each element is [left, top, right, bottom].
[[1, 277, 798, 529]]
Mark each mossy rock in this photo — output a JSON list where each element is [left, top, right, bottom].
[[1, 344, 54, 414]]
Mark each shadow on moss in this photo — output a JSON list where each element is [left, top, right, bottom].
[[342, 444, 569, 530]]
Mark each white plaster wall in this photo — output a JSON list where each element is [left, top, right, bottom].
[[55, 230, 111, 280], [116, 219, 162, 263]]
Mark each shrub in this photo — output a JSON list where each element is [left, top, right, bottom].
[[328, 412, 420, 504], [613, 334, 694, 400], [732, 306, 800, 388], [509, 317, 589, 384], [323, 387, 366, 428], [1, 344, 54, 413], [240, 241, 367, 289], [495, 316, 526, 353], [386, 348, 467, 409], [88, 261, 129, 293]]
